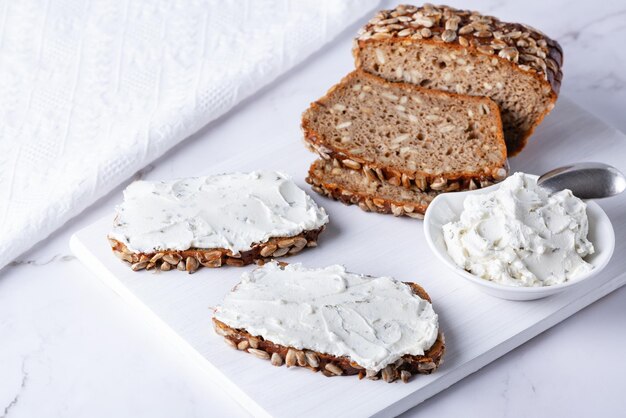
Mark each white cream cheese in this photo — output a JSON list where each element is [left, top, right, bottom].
[[214, 262, 439, 372], [109, 171, 328, 254], [443, 172, 595, 287]]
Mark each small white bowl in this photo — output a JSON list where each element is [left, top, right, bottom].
[[423, 179, 615, 301]]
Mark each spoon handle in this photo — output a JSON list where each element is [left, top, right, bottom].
[[537, 162, 626, 199]]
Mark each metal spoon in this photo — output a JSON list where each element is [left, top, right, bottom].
[[537, 162, 626, 199]]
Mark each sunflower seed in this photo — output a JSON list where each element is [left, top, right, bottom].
[[401, 173, 411, 188], [325, 363, 343, 376], [272, 247, 290, 257], [381, 92, 399, 101], [441, 29, 456, 43], [237, 340, 249, 350], [291, 237, 307, 251], [413, 15, 434, 27], [498, 46, 519, 62], [372, 198, 386, 208], [366, 369, 379, 380], [260, 244, 277, 257], [160, 261, 171, 271], [477, 45, 494, 55], [430, 177, 447, 190], [388, 176, 401, 186], [248, 336, 260, 349], [391, 204, 403, 216], [285, 349, 297, 367], [342, 159, 361, 170], [185, 256, 199, 273], [371, 32, 392, 40], [248, 348, 270, 360], [335, 121, 352, 129], [225, 258, 245, 267], [474, 30, 492, 38], [305, 351, 320, 368], [401, 370, 412, 383], [278, 238, 295, 248], [295, 351, 307, 367], [380, 17, 399, 25], [418, 361, 437, 372], [406, 212, 425, 219], [131, 261, 148, 271], [201, 258, 222, 268], [271, 352, 283, 366], [375, 48, 386, 64], [415, 177, 427, 190], [381, 366, 396, 382], [459, 24, 474, 35], [162, 253, 182, 265], [494, 167, 508, 180]]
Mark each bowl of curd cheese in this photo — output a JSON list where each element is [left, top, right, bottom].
[[423, 172, 615, 300]]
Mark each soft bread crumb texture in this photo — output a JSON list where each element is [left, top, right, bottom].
[[302, 70, 507, 180]]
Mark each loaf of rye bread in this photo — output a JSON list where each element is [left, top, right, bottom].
[[306, 158, 444, 218], [353, 4, 563, 156], [302, 69, 508, 193], [213, 276, 444, 383]]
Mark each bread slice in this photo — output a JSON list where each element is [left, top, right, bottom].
[[108, 171, 328, 272], [213, 263, 445, 383], [353, 4, 563, 156], [306, 158, 444, 218], [108, 228, 324, 272], [302, 70, 508, 193]]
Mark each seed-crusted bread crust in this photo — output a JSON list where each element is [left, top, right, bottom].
[[354, 4, 563, 156], [213, 281, 445, 383], [302, 70, 508, 193], [108, 227, 324, 272], [306, 159, 443, 218]]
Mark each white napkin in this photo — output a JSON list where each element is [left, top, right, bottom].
[[0, 0, 378, 268]]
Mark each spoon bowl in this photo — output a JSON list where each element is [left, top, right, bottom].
[[537, 162, 626, 199]]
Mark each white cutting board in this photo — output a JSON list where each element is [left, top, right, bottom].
[[71, 98, 626, 418]]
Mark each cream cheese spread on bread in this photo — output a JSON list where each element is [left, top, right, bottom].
[[443, 172, 594, 287], [109, 171, 328, 254], [214, 262, 439, 372]]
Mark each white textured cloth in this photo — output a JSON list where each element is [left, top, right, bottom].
[[0, 0, 378, 268]]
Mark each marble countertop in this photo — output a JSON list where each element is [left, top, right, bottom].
[[2, 0, 626, 417]]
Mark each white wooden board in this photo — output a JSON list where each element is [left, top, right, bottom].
[[71, 98, 626, 418]]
